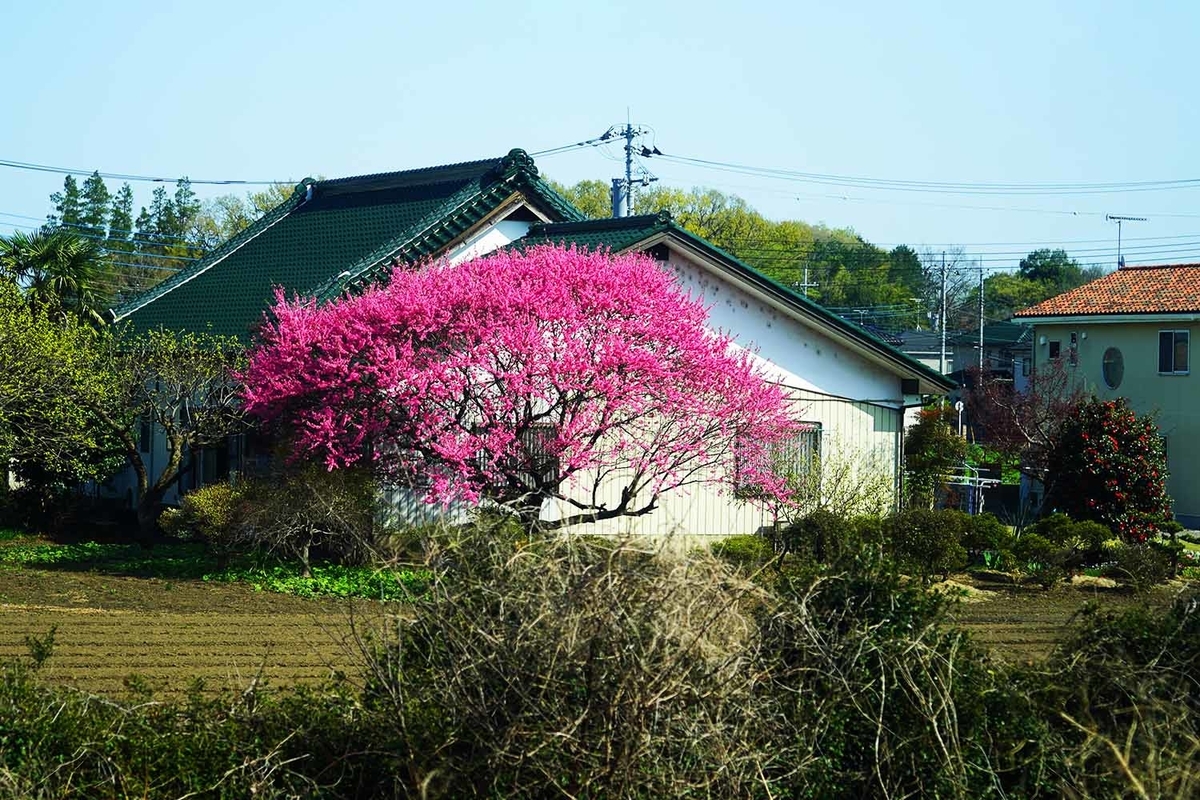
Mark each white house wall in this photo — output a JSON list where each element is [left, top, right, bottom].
[[669, 255, 906, 402], [542, 390, 901, 544], [541, 249, 907, 543]]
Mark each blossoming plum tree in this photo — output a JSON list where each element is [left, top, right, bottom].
[[242, 245, 797, 531]]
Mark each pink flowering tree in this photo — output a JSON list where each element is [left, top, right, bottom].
[[242, 245, 797, 532]]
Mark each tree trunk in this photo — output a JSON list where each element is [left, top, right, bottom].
[[135, 487, 166, 548]]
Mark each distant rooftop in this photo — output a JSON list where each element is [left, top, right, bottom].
[[1015, 264, 1200, 317]]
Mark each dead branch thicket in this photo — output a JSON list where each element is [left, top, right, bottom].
[[359, 524, 1042, 799]]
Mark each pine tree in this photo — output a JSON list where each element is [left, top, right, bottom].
[[125, 206, 160, 297], [173, 178, 201, 234], [141, 187, 172, 261], [103, 184, 137, 303], [169, 178, 201, 261], [47, 175, 83, 230], [79, 171, 111, 239], [108, 184, 134, 248]]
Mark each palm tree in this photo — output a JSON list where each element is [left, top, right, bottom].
[[0, 229, 109, 324]]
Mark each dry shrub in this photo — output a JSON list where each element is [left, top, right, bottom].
[[761, 550, 1050, 799], [362, 523, 1046, 799], [363, 524, 782, 798], [1038, 594, 1200, 799]]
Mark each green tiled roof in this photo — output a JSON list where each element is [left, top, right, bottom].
[[111, 149, 583, 339], [516, 214, 955, 393], [515, 212, 674, 253]]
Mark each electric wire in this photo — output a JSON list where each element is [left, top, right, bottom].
[[654, 153, 1200, 196], [0, 158, 282, 186]]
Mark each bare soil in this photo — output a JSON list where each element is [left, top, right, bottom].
[[0, 564, 392, 696], [2, 546, 1191, 695], [948, 572, 1186, 662]]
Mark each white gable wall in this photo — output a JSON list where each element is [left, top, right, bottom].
[[669, 254, 905, 403], [446, 219, 533, 265]]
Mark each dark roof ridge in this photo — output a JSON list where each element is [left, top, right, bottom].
[[1117, 262, 1200, 271], [312, 157, 586, 300], [529, 211, 673, 235], [313, 149, 537, 197]]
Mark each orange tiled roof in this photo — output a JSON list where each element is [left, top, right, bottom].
[[1014, 264, 1200, 317]]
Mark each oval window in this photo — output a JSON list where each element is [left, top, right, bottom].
[[1102, 347, 1124, 389]]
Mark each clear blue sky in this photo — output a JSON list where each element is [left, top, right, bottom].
[[3, 0, 1198, 272]]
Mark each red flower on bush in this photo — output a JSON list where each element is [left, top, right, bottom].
[[1045, 397, 1170, 543]]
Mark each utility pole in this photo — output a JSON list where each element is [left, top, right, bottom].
[[605, 117, 659, 218], [623, 116, 634, 217], [1106, 214, 1147, 268], [939, 251, 948, 375], [794, 264, 818, 298], [978, 257, 984, 374]]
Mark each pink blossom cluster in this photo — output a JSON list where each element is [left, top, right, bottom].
[[241, 245, 797, 516]]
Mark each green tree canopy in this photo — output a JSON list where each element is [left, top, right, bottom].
[[903, 402, 968, 509], [0, 281, 124, 486], [0, 229, 110, 324]]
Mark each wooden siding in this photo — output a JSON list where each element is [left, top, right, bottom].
[[544, 389, 902, 544]]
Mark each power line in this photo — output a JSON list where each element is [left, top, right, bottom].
[[529, 137, 613, 158], [652, 153, 1200, 196], [0, 218, 203, 260], [0, 158, 283, 186]]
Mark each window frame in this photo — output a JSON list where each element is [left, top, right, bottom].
[[1158, 329, 1190, 375], [734, 422, 822, 498], [1101, 346, 1124, 389]]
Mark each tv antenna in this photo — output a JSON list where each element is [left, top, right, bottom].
[[1106, 214, 1147, 268]]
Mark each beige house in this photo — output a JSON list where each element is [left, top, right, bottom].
[[1015, 264, 1200, 526]]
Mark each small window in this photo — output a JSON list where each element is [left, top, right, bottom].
[[1102, 347, 1124, 389], [1048, 341, 1061, 360], [138, 419, 153, 453], [736, 423, 821, 496], [1158, 330, 1190, 374], [1069, 332, 1078, 367]]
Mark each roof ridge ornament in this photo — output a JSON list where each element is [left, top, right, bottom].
[[498, 148, 537, 178]]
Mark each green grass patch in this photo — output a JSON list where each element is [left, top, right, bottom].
[[0, 540, 429, 601], [204, 562, 428, 601]]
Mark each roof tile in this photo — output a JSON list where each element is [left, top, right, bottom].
[[1014, 264, 1200, 317], [111, 149, 582, 339]]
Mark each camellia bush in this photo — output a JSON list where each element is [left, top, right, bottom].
[[1045, 397, 1171, 542], [243, 244, 797, 531]]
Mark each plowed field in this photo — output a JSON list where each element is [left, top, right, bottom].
[[949, 577, 1184, 661], [0, 567, 392, 696]]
